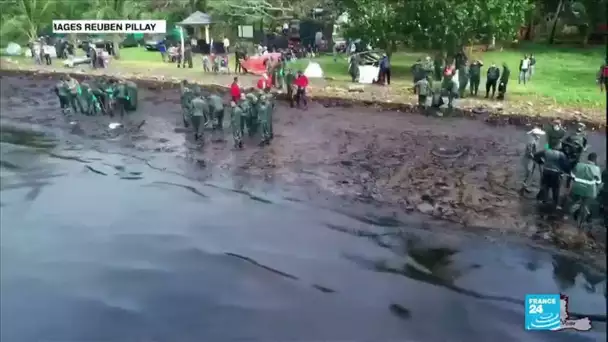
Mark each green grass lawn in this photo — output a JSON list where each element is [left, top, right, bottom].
[[118, 44, 605, 109], [5, 43, 605, 109]]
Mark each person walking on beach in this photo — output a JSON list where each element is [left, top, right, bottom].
[[257, 94, 272, 145], [180, 80, 194, 128], [54, 77, 70, 114], [534, 141, 569, 209], [190, 93, 206, 141], [230, 101, 244, 149], [208, 93, 224, 130]]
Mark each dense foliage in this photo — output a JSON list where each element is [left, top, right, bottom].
[[0, 0, 604, 50]]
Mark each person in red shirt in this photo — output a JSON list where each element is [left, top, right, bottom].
[[293, 71, 308, 109], [230, 77, 241, 102], [257, 73, 271, 92]]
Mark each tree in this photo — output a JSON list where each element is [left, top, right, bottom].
[[0, 0, 58, 43], [339, 0, 532, 56], [340, 0, 408, 57]]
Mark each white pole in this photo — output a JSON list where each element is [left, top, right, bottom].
[[180, 25, 185, 58], [205, 25, 210, 46]]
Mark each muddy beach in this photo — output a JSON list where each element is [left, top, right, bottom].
[[1, 73, 607, 341], [1, 73, 606, 258]]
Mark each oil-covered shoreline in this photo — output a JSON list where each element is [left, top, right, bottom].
[[1, 72, 606, 265], [1, 66, 605, 131]]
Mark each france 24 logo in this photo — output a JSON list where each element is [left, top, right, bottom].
[[525, 294, 561, 330]]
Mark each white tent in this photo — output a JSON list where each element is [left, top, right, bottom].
[[4, 42, 21, 56], [358, 65, 379, 84], [304, 61, 324, 78]]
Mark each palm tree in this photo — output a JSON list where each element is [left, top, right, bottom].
[[0, 0, 57, 43]]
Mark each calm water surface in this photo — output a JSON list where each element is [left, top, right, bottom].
[[0, 122, 606, 342]]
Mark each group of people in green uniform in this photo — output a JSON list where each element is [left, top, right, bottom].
[[521, 120, 605, 232], [180, 80, 275, 148], [410, 53, 511, 111], [54, 75, 138, 117]]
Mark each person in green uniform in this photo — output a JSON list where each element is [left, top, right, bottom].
[[411, 59, 424, 89], [230, 101, 243, 148], [180, 80, 194, 128], [562, 123, 588, 187], [178, 44, 193, 68], [79, 82, 101, 116], [457, 64, 469, 98], [468, 60, 483, 96], [124, 80, 138, 112], [238, 93, 251, 136], [54, 77, 70, 114], [65, 76, 83, 114], [566, 152, 603, 229], [103, 79, 118, 117], [257, 94, 271, 145], [246, 93, 259, 136], [533, 141, 569, 209], [414, 77, 431, 109], [284, 69, 296, 107], [91, 78, 107, 114], [190, 94, 206, 141], [496, 63, 510, 100], [192, 85, 210, 127], [422, 56, 434, 86], [349, 54, 360, 82], [114, 80, 130, 118], [545, 119, 566, 150], [208, 93, 224, 130]]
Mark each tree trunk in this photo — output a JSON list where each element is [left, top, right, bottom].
[[113, 35, 121, 59], [524, 8, 535, 40], [580, 25, 590, 46], [548, 0, 564, 44]]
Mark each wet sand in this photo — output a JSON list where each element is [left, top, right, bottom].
[[1, 75, 605, 261]]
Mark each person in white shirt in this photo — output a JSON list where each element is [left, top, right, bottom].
[[519, 54, 530, 85], [223, 36, 230, 53], [42, 44, 52, 65]]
